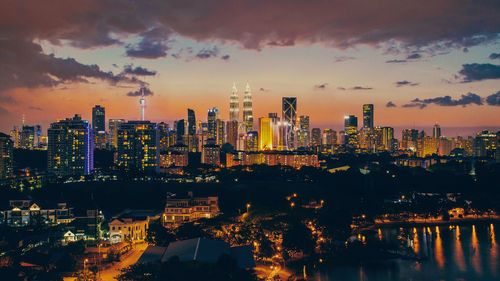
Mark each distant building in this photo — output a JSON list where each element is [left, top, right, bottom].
[[226, 120, 239, 148], [282, 97, 297, 149], [245, 131, 258, 152], [311, 128, 321, 147], [0, 198, 73, 226], [0, 132, 13, 179], [473, 131, 498, 158], [108, 210, 160, 244], [226, 151, 319, 169], [108, 119, 125, 149], [382, 127, 394, 151], [48, 114, 93, 176], [229, 83, 239, 122], [433, 123, 441, 138], [258, 117, 273, 150], [202, 144, 221, 166], [20, 126, 35, 149], [117, 121, 159, 173], [92, 105, 105, 132], [160, 151, 188, 167], [163, 192, 219, 225], [344, 115, 358, 149], [242, 83, 254, 132], [363, 104, 374, 129]]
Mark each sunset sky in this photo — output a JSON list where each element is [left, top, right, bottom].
[[1, 0, 499, 137]]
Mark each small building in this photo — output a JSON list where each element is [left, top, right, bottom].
[[108, 210, 161, 244], [163, 192, 219, 225], [0, 198, 73, 226]]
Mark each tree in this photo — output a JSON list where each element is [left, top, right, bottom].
[[282, 222, 315, 256], [146, 221, 175, 247]]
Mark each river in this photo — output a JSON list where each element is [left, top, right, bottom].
[[317, 223, 499, 281]]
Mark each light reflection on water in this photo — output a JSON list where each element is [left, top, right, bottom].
[[317, 223, 500, 281]]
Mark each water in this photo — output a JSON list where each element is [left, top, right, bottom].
[[317, 223, 499, 281]]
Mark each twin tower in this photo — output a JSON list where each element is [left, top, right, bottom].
[[229, 82, 253, 132]]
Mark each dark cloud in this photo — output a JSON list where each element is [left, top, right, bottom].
[[406, 53, 422, 60], [123, 65, 157, 76], [351, 86, 373, 90], [126, 87, 154, 97], [125, 27, 171, 59], [28, 106, 43, 111], [486, 91, 500, 106], [195, 46, 220, 59], [0, 95, 16, 104], [458, 63, 500, 82], [337, 87, 346, 90], [314, 83, 328, 90], [403, 92, 483, 109], [259, 88, 270, 92], [386, 101, 397, 107], [462, 48, 469, 53], [221, 55, 230, 60], [334, 56, 356, 63], [0, 106, 8, 115], [395, 80, 419, 87], [490, 53, 500, 60], [386, 59, 407, 63]]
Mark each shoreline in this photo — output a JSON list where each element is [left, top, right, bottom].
[[362, 216, 500, 230]]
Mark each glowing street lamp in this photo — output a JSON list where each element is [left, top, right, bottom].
[[246, 203, 251, 213]]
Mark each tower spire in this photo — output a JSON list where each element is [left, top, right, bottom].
[[229, 82, 239, 122], [139, 87, 146, 121]]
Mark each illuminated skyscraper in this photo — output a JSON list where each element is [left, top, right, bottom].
[[188, 109, 196, 136], [363, 104, 374, 129], [92, 105, 105, 132], [139, 89, 146, 121], [382, 127, 395, 151], [207, 109, 217, 141], [243, 83, 253, 132], [473, 131, 498, 158], [48, 114, 93, 176], [402, 129, 419, 150], [245, 131, 258, 152], [20, 126, 35, 149], [311, 128, 321, 146], [109, 119, 125, 149], [298, 115, 310, 147], [344, 115, 359, 149], [216, 119, 225, 145], [268, 113, 280, 150], [282, 97, 297, 149], [117, 121, 159, 173], [322, 129, 337, 146], [0, 132, 13, 179], [226, 120, 239, 148], [176, 119, 186, 145], [433, 123, 441, 138], [258, 117, 273, 150], [229, 83, 239, 122]]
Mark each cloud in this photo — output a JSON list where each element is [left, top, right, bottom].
[[386, 101, 397, 107], [259, 88, 270, 92], [337, 87, 346, 90], [0, 95, 16, 104], [486, 91, 500, 106], [334, 56, 355, 63], [221, 55, 230, 60], [457, 63, 500, 82], [403, 92, 483, 109], [195, 46, 220, 59], [125, 27, 172, 59], [126, 87, 154, 97], [314, 83, 328, 90], [0, 106, 8, 115], [351, 86, 373, 90], [28, 106, 43, 111], [395, 80, 419, 87], [386, 59, 407, 63], [123, 65, 157, 76], [406, 53, 422, 60], [490, 53, 500, 60]]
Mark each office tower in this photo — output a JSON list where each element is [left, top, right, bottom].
[[258, 117, 273, 150], [245, 131, 258, 152], [0, 132, 13, 179], [176, 119, 186, 145], [438, 138, 452, 156], [282, 97, 297, 149], [92, 105, 105, 132], [216, 119, 225, 145], [243, 83, 253, 132], [48, 114, 93, 176], [207, 109, 217, 141], [268, 113, 280, 150], [20, 126, 35, 149], [298, 115, 310, 147], [109, 119, 125, 149], [229, 83, 239, 122], [382, 127, 394, 151], [402, 129, 419, 150], [344, 115, 359, 149], [420, 136, 438, 157], [433, 123, 441, 138], [9, 127, 20, 148], [188, 109, 196, 136], [202, 144, 221, 166], [473, 131, 498, 158], [158, 122, 170, 151], [363, 104, 374, 129], [311, 128, 321, 147], [226, 120, 239, 148], [34, 125, 42, 148], [278, 122, 289, 151], [322, 129, 337, 146], [117, 121, 159, 173]]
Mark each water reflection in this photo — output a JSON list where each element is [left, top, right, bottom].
[[491, 224, 498, 276], [471, 225, 482, 275], [435, 226, 445, 269], [454, 225, 466, 272]]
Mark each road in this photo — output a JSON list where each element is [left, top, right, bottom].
[[98, 243, 148, 281]]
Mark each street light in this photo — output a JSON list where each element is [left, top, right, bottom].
[[246, 203, 251, 213]]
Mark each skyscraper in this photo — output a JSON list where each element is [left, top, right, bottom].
[[0, 132, 13, 179], [117, 121, 159, 173], [382, 127, 395, 151], [109, 119, 125, 149], [20, 125, 35, 149], [311, 128, 321, 147], [298, 115, 310, 147], [344, 115, 359, 149], [176, 119, 186, 145], [363, 104, 374, 129], [48, 114, 93, 176], [188, 109, 196, 136], [226, 120, 239, 148], [258, 117, 273, 150], [207, 109, 217, 141], [282, 97, 297, 149], [243, 83, 253, 132], [216, 119, 225, 145], [229, 83, 239, 122], [92, 105, 105, 132], [433, 123, 441, 138]]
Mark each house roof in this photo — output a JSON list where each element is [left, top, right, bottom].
[[136, 246, 167, 264]]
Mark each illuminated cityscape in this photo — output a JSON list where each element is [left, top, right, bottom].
[[0, 1, 499, 281]]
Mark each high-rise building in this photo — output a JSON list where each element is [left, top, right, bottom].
[[109, 119, 125, 149], [322, 129, 337, 146], [242, 83, 253, 132], [207, 109, 217, 141], [92, 105, 106, 132], [216, 119, 225, 146], [188, 109, 196, 136], [382, 127, 394, 151], [433, 123, 441, 138], [363, 104, 374, 129], [402, 129, 419, 150], [229, 83, 239, 122], [117, 121, 159, 173], [20, 126, 35, 149], [0, 132, 13, 179], [48, 115, 93, 176], [268, 113, 280, 150], [298, 116, 310, 147], [258, 117, 273, 150], [158, 122, 171, 151], [201, 144, 220, 166], [344, 115, 359, 149], [311, 128, 321, 147], [226, 120, 239, 148], [176, 119, 186, 145], [245, 131, 258, 152], [282, 97, 297, 149], [473, 131, 498, 158]]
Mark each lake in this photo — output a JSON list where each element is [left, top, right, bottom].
[[317, 223, 499, 281]]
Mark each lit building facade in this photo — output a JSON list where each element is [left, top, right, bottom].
[[473, 131, 498, 158], [202, 144, 221, 166], [163, 192, 220, 225], [363, 104, 374, 129], [229, 83, 239, 122], [243, 83, 254, 132], [117, 121, 159, 173], [109, 119, 125, 149], [344, 115, 359, 149], [48, 115, 93, 176], [282, 97, 297, 149], [311, 128, 321, 147], [258, 117, 273, 150], [0, 132, 13, 179], [226, 151, 319, 169]]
